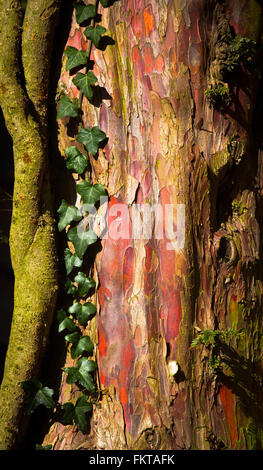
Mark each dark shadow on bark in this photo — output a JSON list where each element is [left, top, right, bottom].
[[69, 59, 95, 76], [88, 85, 112, 108], [218, 342, 263, 433], [66, 114, 83, 138], [96, 35, 115, 51]]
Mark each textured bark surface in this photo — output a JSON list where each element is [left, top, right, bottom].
[[42, 0, 263, 450], [0, 0, 61, 449]]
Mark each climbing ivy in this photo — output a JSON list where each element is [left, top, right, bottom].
[[21, 0, 117, 446]]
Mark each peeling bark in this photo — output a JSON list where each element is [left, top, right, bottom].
[[41, 0, 263, 450]]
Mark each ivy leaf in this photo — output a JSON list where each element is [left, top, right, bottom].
[[65, 357, 97, 392], [21, 377, 55, 415], [74, 1, 96, 24], [64, 248, 83, 275], [64, 46, 88, 71], [61, 402, 75, 426], [68, 301, 97, 326], [65, 146, 87, 175], [74, 396, 92, 432], [62, 396, 92, 433], [78, 357, 97, 391], [64, 364, 79, 385], [72, 72, 97, 100], [76, 180, 107, 206], [84, 25, 106, 48], [67, 226, 97, 258], [99, 0, 110, 6], [57, 95, 79, 120], [65, 331, 80, 344], [74, 271, 96, 297], [57, 309, 77, 333], [35, 444, 52, 450], [57, 199, 82, 232], [72, 335, 94, 359], [65, 331, 94, 359], [99, 0, 118, 7], [65, 278, 77, 296], [76, 126, 106, 156]]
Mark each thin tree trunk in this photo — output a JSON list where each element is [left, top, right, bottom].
[[0, 0, 61, 449]]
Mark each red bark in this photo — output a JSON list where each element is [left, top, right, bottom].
[[45, 0, 263, 450]]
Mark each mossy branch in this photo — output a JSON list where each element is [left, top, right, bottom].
[[0, 0, 60, 449], [22, 0, 62, 124]]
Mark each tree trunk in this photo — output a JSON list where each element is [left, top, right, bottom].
[[1, 0, 263, 450], [0, 0, 61, 449], [40, 0, 263, 450]]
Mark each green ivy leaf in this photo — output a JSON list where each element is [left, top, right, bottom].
[[99, 0, 118, 7], [64, 365, 79, 385], [72, 335, 94, 359], [68, 301, 97, 326], [61, 401, 75, 426], [65, 357, 97, 392], [65, 146, 87, 175], [62, 396, 92, 433], [64, 46, 88, 71], [64, 248, 83, 275], [35, 444, 52, 450], [65, 278, 77, 296], [21, 377, 55, 415], [72, 71, 97, 100], [57, 309, 77, 333], [75, 1, 96, 24], [65, 331, 80, 344], [74, 271, 96, 297], [57, 95, 79, 120], [67, 226, 97, 258], [84, 25, 106, 48], [78, 357, 97, 390], [65, 331, 94, 359], [76, 180, 107, 206], [76, 126, 106, 156], [57, 199, 82, 232], [74, 396, 92, 432]]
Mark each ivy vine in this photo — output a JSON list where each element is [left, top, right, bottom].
[[21, 0, 118, 445]]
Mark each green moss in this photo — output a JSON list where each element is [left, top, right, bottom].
[[206, 19, 260, 109], [242, 420, 263, 450], [0, 213, 59, 449], [232, 199, 248, 217], [228, 297, 239, 331], [0, 0, 59, 449], [208, 147, 231, 178], [204, 84, 231, 109], [208, 135, 245, 179], [245, 1, 262, 39]]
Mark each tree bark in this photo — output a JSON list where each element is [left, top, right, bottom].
[[40, 0, 263, 450], [0, 0, 61, 449], [1, 0, 263, 450]]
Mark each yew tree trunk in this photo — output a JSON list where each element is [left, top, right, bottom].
[[12, 0, 263, 450], [41, 0, 263, 450]]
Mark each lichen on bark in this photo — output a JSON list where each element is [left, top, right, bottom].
[[0, 0, 61, 449]]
